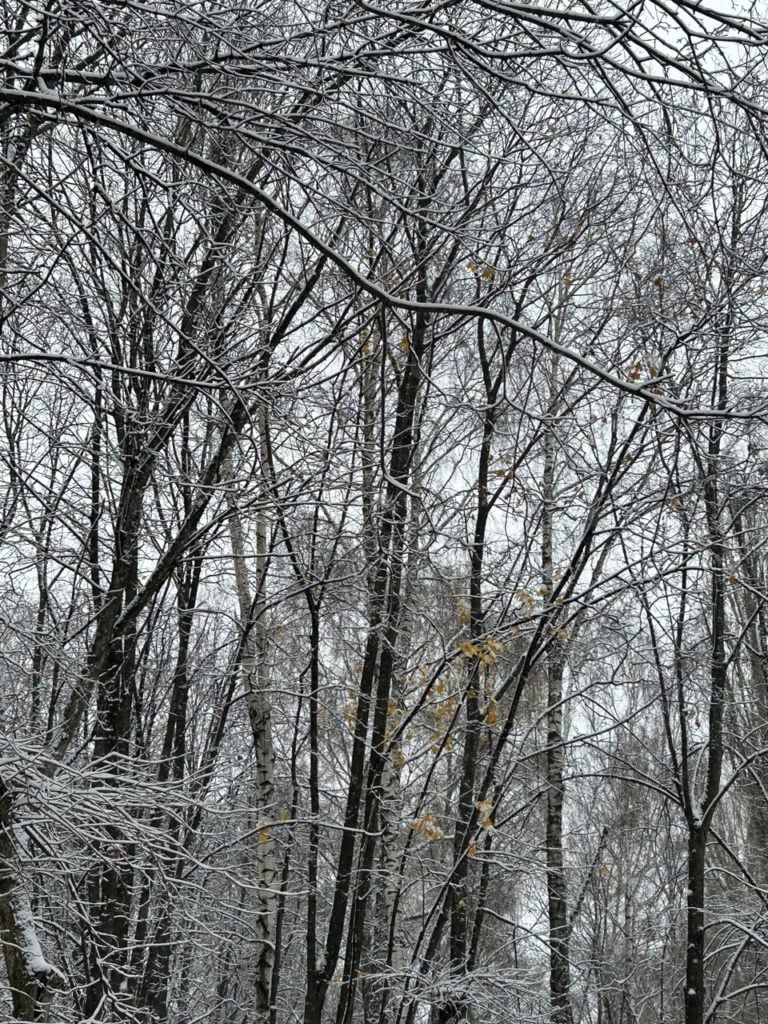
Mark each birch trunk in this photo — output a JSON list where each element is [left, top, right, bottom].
[[227, 413, 277, 1023]]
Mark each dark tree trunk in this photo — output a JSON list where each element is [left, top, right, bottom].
[[542, 425, 574, 1024]]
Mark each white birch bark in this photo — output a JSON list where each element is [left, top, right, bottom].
[[226, 412, 277, 1021]]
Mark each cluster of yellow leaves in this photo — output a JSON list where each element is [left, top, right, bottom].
[[483, 699, 499, 726], [628, 361, 660, 385], [432, 694, 457, 720], [411, 813, 445, 841], [485, 635, 505, 660], [466, 260, 495, 280], [476, 799, 494, 829], [458, 635, 505, 666]]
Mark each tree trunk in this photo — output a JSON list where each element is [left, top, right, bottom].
[[542, 425, 574, 1024], [685, 827, 707, 1024], [227, 421, 277, 1023], [0, 781, 64, 1021]]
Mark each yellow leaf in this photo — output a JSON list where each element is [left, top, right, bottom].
[[411, 814, 444, 840], [258, 827, 270, 844], [483, 700, 499, 726], [481, 636, 504, 665], [476, 799, 494, 830]]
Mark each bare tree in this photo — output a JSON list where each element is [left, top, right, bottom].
[[1, 3, 768, 1024]]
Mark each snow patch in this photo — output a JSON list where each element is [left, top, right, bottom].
[[12, 892, 66, 983]]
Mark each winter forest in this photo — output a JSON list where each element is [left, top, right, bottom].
[[4, 2, 768, 1023]]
